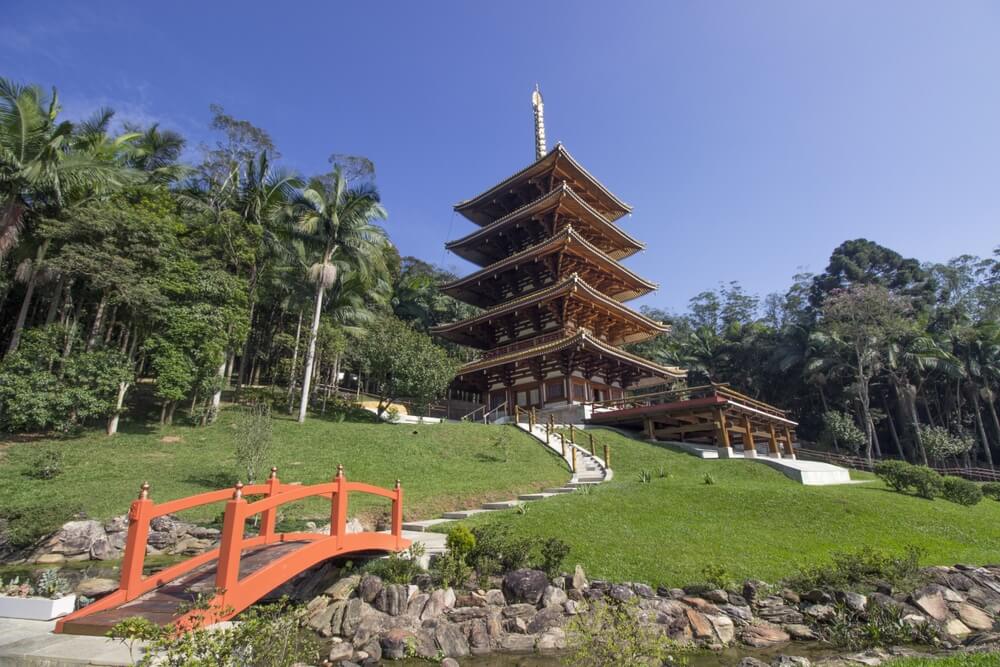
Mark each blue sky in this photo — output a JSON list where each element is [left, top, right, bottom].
[[4, 1, 998, 312]]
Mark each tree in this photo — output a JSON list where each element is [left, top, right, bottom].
[[818, 284, 910, 462], [290, 168, 388, 423], [356, 316, 459, 417]]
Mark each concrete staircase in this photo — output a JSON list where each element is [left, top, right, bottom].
[[400, 421, 613, 538]]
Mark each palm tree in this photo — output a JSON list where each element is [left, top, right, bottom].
[[291, 168, 388, 423]]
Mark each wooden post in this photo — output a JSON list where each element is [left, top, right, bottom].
[[783, 427, 796, 459], [392, 480, 403, 550], [216, 482, 247, 594], [119, 482, 153, 597], [603, 443, 611, 470], [331, 465, 348, 547], [560, 433, 567, 458], [571, 446, 577, 473], [743, 415, 757, 458], [530, 407, 537, 429], [569, 424, 576, 443], [768, 424, 782, 458], [260, 467, 279, 544], [548, 413, 555, 429], [588, 432, 596, 455], [715, 407, 733, 457]]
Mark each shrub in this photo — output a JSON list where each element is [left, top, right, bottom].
[[539, 537, 570, 577], [920, 425, 974, 463], [431, 550, 472, 588], [982, 482, 1000, 501], [824, 599, 938, 649], [906, 465, 943, 499], [24, 449, 63, 480], [820, 410, 866, 453], [939, 476, 982, 506], [110, 598, 321, 666], [445, 525, 476, 558], [468, 525, 533, 574], [362, 543, 426, 584], [701, 563, 738, 591], [703, 473, 715, 485], [566, 598, 690, 666], [787, 545, 925, 591], [637, 469, 652, 484], [874, 460, 911, 492], [233, 402, 273, 484]]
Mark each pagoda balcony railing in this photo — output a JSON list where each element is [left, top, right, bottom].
[[480, 330, 572, 361], [589, 383, 788, 419]]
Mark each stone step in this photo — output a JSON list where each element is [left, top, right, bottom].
[[568, 481, 601, 487], [518, 492, 557, 501], [401, 519, 451, 532], [543, 487, 578, 494], [481, 500, 523, 510], [441, 508, 493, 519]]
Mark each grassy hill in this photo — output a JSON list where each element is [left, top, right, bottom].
[[0, 412, 568, 546], [454, 427, 1000, 587]]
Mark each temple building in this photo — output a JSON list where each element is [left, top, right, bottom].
[[433, 87, 686, 414]]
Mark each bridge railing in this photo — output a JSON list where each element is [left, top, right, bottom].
[[119, 467, 403, 608]]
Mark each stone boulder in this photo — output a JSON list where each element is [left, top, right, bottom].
[[434, 621, 469, 658], [74, 577, 117, 597], [357, 575, 383, 603], [503, 569, 548, 605], [741, 622, 791, 647], [374, 583, 408, 616]]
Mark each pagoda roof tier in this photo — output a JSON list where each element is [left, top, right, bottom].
[[431, 273, 669, 349], [451, 329, 686, 391], [441, 226, 657, 308], [446, 183, 644, 267], [454, 144, 632, 226]]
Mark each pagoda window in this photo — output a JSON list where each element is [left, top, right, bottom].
[[515, 383, 541, 408], [571, 379, 588, 402], [545, 379, 566, 402]]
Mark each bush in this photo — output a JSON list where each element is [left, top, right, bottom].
[[824, 599, 938, 649], [920, 425, 974, 463], [110, 598, 321, 666], [982, 482, 1000, 501], [787, 545, 925, 591], [874, 460, 911, 492], [939, 476, 982, 506], [820, 410, 866, 453], [361, 543, 426, 584], [539, 537, 570, 577], [431, 550, 472, 589], [906, 465, 944, 499], [468, 525, 533, 575], [24, 449, 63, 480], [566, 598, 690, 666], [445, 525, 476, 558]]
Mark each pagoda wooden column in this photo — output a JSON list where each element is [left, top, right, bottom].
[[742, 415, 757, 459], [768, 423, 782, 458], [643, 416, 655, 440], [714, 407, 733, 458], [783, 426, 796, 459]]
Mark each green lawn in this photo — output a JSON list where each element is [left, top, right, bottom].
[[0, 412, 568, 542], [455, 427, 1000, 587]]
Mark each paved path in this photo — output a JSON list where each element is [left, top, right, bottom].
[[0, 618, 133, 666]]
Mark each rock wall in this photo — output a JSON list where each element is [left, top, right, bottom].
[[303, 565, 1000, 664]]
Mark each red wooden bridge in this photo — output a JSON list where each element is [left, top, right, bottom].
[[55, 466, 410, 636]]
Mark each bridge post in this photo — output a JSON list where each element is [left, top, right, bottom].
[[119, 482, 153, 597], [216, 482, 247, 595], [392, 480, 403, 550], [331, 465, 348, 547], [261, 467, 279, 544]]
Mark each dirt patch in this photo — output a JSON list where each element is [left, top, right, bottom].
[[159, 435, 183, 444]]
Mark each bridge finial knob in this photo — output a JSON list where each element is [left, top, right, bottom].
[[138, 481, 150, 500], [269, 466, 278, 480], [336, 464, 344, 478], [395, 479, 401, 489], [233, 481, 244, 499]]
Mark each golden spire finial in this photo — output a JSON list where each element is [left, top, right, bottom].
[[532, 84, 546, 160]]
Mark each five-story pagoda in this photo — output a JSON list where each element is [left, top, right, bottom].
[[433, 88, 685, 413]]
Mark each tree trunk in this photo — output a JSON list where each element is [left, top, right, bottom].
[[236, 300, 256, 391], [5, 241, 48, 356], [166, 400, 177, 425], [287, 309, 303, 414], [971, 389, 995, 470], [882, 392, 905, 460], [107, 381, 130, 436], [210, 354, 226, 418], [103, 305, 118, 344], [224, 349, 235, 389], [985, 391, 1000, 466], [298, 282, 326, 423], [85, 291, 109, 351], [44, 275, 65, 326], [160, 401, 169, 425]]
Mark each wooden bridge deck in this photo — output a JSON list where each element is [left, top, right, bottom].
[[61, 541, 306, 636]]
